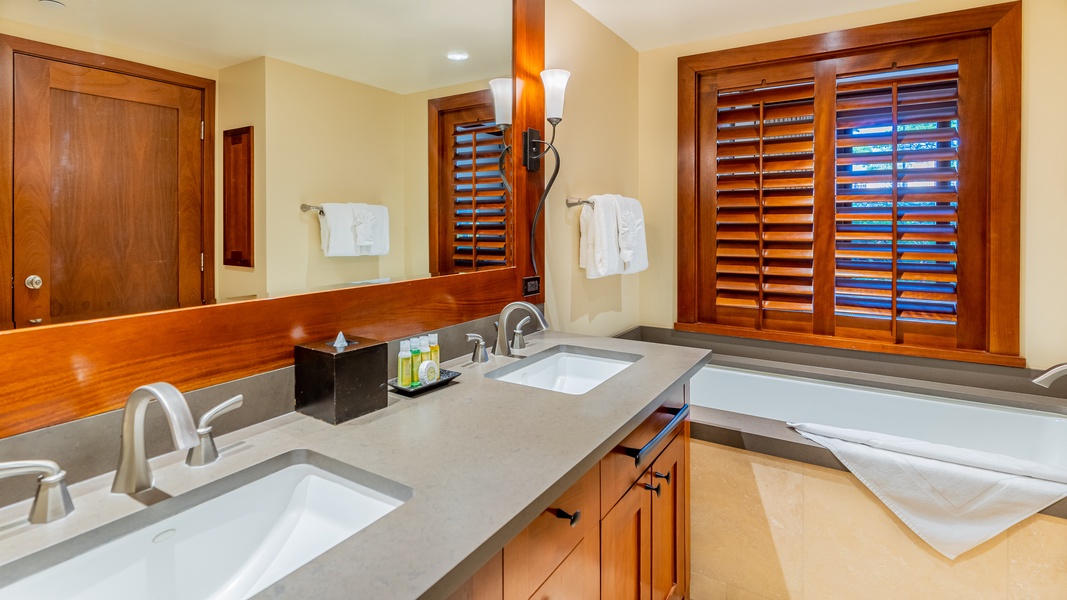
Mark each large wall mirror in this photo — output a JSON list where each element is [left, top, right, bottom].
[[1, 0, 512, 326], [0, 0, 545, 439]]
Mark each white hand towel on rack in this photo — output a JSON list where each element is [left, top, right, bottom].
[[318, 203, 359, 257], [579, 194, 621, 278], [352, 204, 390, 256], [615, 195, 648, 275], [790, 422, 1067, 559]]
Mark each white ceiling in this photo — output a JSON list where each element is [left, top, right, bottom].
[[571, 0, 926, 52], [0, 0, 512, 94]]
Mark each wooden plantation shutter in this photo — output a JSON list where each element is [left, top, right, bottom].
[[678, 8, 1021, 367], [429, 90, 510, 276], [834, 62, 963, 342], [710, 75, 816, 331]]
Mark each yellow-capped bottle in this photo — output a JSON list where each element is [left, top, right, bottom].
[[428, 333, 441, 377]]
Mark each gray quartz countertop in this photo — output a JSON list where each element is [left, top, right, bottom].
[[0, 331, 711, 599]]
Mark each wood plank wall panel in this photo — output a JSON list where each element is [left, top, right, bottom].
[[0, 0, 546, 439], [0, 268, 520, 438], [512, 0, 545, 303]]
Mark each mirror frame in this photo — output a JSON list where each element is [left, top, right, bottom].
[[0, 0, 545, 439]]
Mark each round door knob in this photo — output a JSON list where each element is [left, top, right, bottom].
[[25, 275, 43, 290]]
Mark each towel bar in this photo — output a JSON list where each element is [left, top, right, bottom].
[[300, 203, 324, 215], [566, 196, 593, 208]]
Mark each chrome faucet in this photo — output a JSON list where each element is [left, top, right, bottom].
[[112, 383, 199, 495], [1032, 363, 1067, 388], [0, 460, 74, 523], [494, 302, 549, 357]]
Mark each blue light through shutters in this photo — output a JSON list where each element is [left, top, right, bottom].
[[834, 63, 960, 326]]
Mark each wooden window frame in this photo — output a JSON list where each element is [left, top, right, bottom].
[[676, 2, 1022, 367]]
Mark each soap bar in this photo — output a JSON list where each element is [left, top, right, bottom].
[[418, 360, 439, 385]]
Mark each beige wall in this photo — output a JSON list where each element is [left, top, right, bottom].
[[544, 0, 641, 336], [691, 440, 1067, 599], [217, 58, 268, 301], [634, 0, 1067, 368], [262, 58, 407, 296]]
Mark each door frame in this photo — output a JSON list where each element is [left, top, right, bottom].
[[0, 34, 217, 330]]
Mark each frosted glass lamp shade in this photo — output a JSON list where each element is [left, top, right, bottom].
[[489, 78, 513, 127], [541, 69, 570, 122]]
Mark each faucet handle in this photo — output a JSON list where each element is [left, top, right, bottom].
[[196, 394, 244, 433], [0, 460, 74, 524], [466, 334, 490, 363], [186, 395, 243, 468], [511, 317, 531, 352]]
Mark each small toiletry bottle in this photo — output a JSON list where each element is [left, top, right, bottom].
[[409, 338, 422, 387], [398, 340, 412, 388], [428, 333, 441, 368], [419, 337, 433, 380]]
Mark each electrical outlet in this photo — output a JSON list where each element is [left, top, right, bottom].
[[523, 276, 541, 296]]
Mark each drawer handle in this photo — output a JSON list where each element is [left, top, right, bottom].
[[654, 470, 671, 485], [553, 508, 581, 527], [644, 483, 662, 497], [623, 404, 690, 467]]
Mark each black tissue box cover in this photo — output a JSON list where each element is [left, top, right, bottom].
[[294, 335, 387, 425]]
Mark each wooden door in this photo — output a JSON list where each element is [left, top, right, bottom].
[[12, 54, 205, 326], [601, 471, 652, 600], [650, 434, 686, 600]]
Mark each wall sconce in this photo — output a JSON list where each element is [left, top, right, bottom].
[[490, 70, 571, 276], [489, 78, 514, 198], [524, 69, 570, 275]]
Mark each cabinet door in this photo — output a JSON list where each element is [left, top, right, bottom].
[[504, 466, 600, 600], [650, 433, 687, 600], [601, 472, 652, 600], [527, 532, 600, 600]]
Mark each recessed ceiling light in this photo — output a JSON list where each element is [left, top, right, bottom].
[[447, 51, 469, 62], [38, 0, 65, 7]]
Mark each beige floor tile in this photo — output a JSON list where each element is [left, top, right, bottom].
[[1008, 513, 1067, 600], [802, 463, 1008, 600], [690, 572, 727, 600], [691, 441, 805, 600]]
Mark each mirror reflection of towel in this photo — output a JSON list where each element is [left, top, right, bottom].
[[318, 203, 358, 256], [352, 204, 389, 256]]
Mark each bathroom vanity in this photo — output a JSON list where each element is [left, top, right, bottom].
[[0, 332, 710, 599]]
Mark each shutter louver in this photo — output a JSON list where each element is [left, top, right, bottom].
[[450, 120, 507, 271], [714, 81, 816, 322], [834, 64, 960, 327]]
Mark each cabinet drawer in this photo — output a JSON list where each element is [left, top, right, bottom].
[[503, 464, 600, 600], [600, 382, 687, 516]]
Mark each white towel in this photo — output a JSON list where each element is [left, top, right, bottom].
[[318, 203, 358, 257], [579, 194, 621, 278], [615, 195, 648, 274], [791, 422, 1067, 559], [352, 203, 389, 256]]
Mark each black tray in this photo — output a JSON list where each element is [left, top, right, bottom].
[[387, 369, 461, 396]]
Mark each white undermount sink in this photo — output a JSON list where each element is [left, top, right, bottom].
[[486, 345, 641, 395], [0, 450, 412, 600]]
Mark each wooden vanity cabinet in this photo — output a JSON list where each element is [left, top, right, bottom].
[[450, 384, 690, 600]]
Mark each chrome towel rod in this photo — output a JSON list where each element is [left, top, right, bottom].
[[566, 196, 593, 208], [300, 203, 324, 215]]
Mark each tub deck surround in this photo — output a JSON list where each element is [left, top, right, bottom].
[[688, 364, 1067, 520], [0, 332, 711, 599]]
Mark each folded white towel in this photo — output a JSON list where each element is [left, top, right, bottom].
[[352, 203, 389, 256], [615, 195, 648, 274], [579, 194, 621, 278], [791, 422, 1067, 559], [318, 203, 358, 257]]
